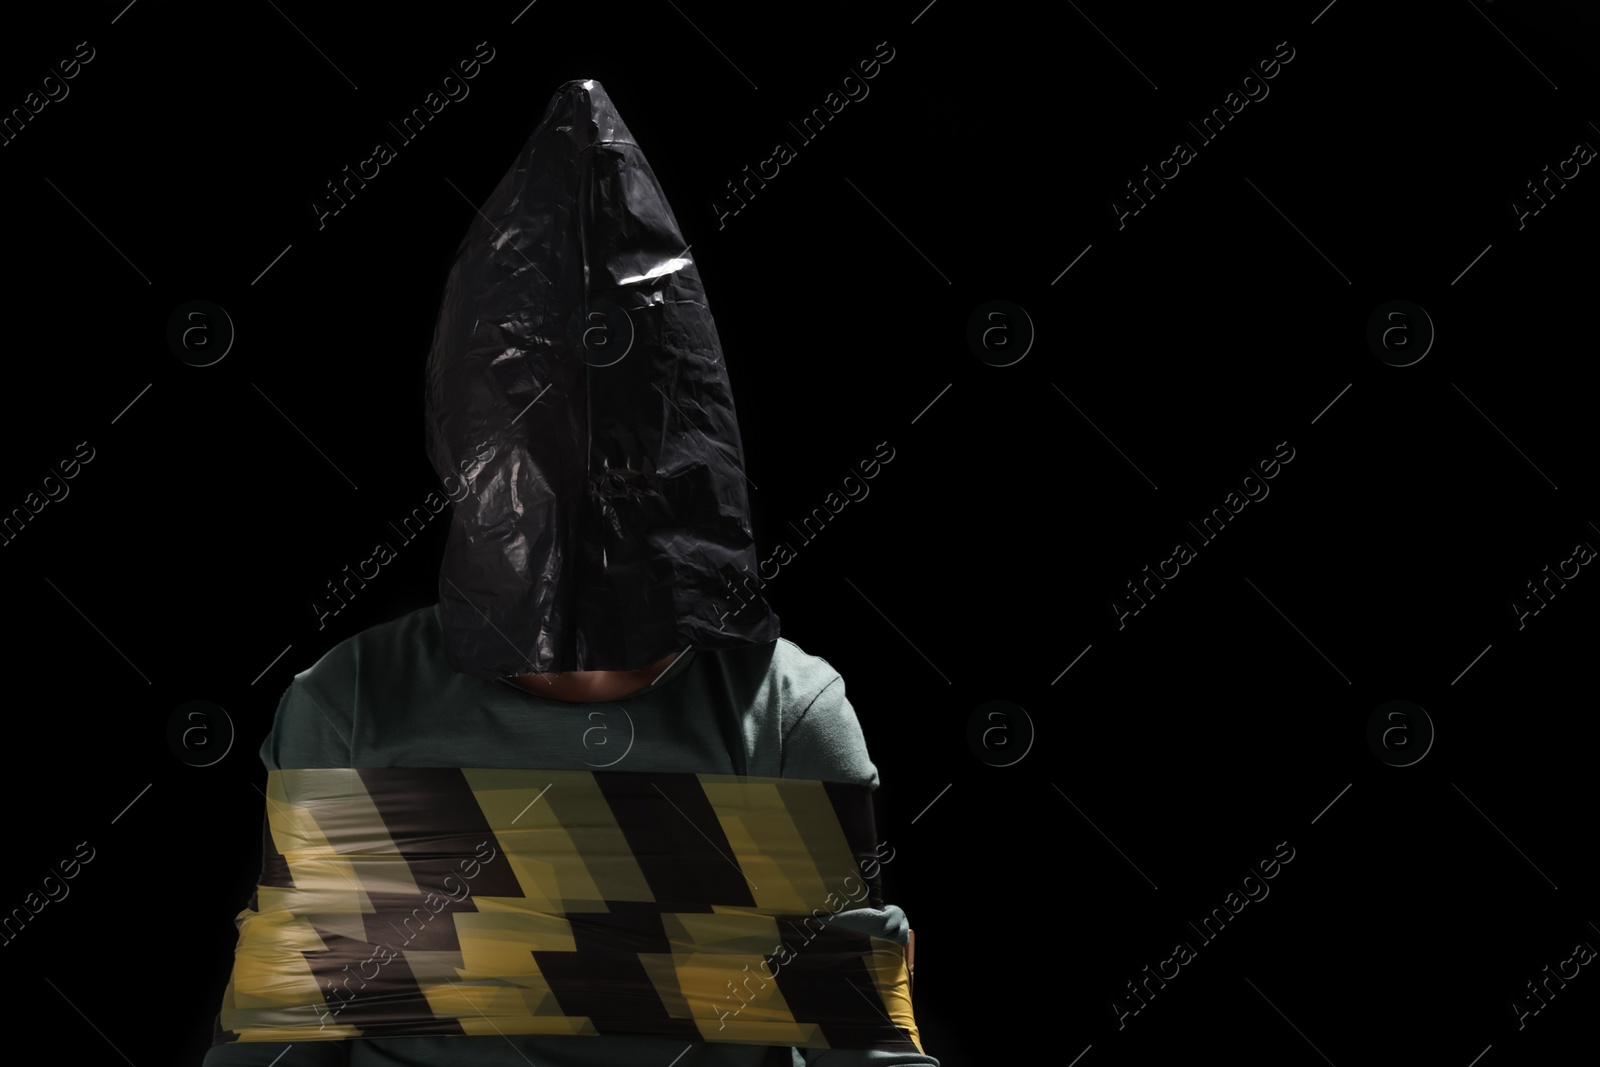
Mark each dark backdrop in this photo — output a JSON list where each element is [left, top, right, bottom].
[[2, 2, 1597, 1065]]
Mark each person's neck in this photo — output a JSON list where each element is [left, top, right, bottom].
[[507, 649, 685, 702]]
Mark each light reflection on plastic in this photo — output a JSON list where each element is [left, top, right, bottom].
[[618, 257, 692, 285]]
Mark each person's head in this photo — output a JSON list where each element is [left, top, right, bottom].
[[425, 80, 779, 679]]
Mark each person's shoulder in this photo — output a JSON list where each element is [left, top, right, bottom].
[[769, 635, 849, 712], [705, 635, 846, 716], [292, 603, 442, 709], [750, 638, 876, 786], [263, 604, 443, 769]]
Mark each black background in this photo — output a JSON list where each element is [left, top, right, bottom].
[[2, 1, 1597, 1065]]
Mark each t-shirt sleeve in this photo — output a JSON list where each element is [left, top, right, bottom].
[[779, 669, 938, 1066], [779, 674, 880, 789], [260, 670, 355, 771]]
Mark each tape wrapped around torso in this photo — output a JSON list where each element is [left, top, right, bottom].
[[211, 768, 920, 1053]]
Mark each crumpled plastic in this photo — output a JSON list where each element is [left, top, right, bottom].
[[425, 79, 779, 677]]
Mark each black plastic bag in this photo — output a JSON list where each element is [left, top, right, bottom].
[[425, 79, 779, 677]]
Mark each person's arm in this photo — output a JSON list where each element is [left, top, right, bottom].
[[780, 674, 939, 1067], [202, 678, 355, 1066]]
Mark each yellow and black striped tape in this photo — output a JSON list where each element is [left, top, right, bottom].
[[211, 768, 919, 1052]]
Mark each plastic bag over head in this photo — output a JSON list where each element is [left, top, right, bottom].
[[425, 78, 779, 677]]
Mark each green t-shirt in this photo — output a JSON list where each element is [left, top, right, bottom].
[[203, 604, 936, 1067]]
